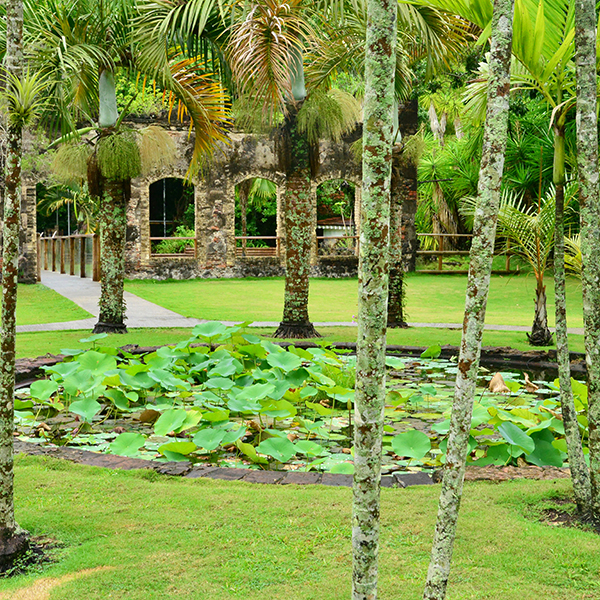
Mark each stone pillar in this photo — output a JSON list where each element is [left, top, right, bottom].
[[199, 172, 231, 269], [18, 184, 37, 284]]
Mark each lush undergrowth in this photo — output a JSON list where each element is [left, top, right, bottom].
[[0, 456, 597, 600]]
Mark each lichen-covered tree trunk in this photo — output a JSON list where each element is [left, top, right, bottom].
[[527, 279, 553, 346], [574, 0, 600, 520], [0, 0, 30, 565], [94, 177, 128, 334], [553, 140, 591, 512], [422, 0, 514, 597], [387, 147, 409, 328], [351, 0, 396, 595], [274, 106, 320, 339]]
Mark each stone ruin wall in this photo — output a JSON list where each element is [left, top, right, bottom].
[[18, 125, 418, 282]]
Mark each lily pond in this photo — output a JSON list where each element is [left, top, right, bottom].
[[16, 322, 588, 474]]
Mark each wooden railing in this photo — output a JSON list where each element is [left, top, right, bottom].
[[39, 234, 100, 280], [317, 235, 359, 257], [416, 233, 513, 274], [150, 237, 197, 257], [235, 236, 281, 257]]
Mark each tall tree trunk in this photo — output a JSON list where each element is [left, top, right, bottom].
[[351, 0, 396, 596], [0, 0, 30, 565], [574, 0, 600, 520], [387, 146, 409, 328], [93, 178, 128, 334], [422, 0, 514, 597], [274, 105, 320, 339], [553, 126, 591, 512], [527, 277, 553, 346]]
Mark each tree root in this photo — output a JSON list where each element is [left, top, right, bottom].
[[0, 526, 30, 574], [387, 321, 409, 329], [272, 322, 322, 339], [527, 327, 554, 346], [93, 321, 128, 334]]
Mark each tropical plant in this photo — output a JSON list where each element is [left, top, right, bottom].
[[37, 183, 98, 234], [226, 0, 362, 339], [24, 0, 229, 333], [462, 187, 573, 345], [236, 177, 277, 255], [564, 234, 581, 275]]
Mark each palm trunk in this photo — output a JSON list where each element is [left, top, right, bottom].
[[94, 177, 128, 334], [554, 181, 591, 511], [574, 0, 600, 520], [527, 277, 553, 346], [422, 0, 514, 597], [274, 105, 319, 339], [351, 0, 397, 596], [0, 0, 30, 565], [387, 147, 408, 328]]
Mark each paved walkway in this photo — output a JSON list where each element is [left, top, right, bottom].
[[18, 270, 585, 335]]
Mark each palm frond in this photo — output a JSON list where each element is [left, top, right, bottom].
[[137, 125, 178, 175], [297, 88, 360, 143], [227, 0, 314, 120], [51, 141, 93, 183]]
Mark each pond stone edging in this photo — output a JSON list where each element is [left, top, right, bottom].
[[14, 440, 433, 488]]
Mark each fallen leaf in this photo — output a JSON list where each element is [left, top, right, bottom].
[[138, 409, 160, 424], [524, 373, 539, 393], [489, 373, 510, 394]]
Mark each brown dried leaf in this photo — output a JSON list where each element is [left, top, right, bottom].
[[488, 373, 510, 394]]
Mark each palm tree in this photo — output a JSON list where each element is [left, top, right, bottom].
[[0, 0, 37, 566], [461, 187, 571, 345], [25, 0, 229, 333]]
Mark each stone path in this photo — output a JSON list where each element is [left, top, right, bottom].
[[19, 270, 584, 335]]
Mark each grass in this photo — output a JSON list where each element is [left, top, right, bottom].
[[15, 325, 586, 360], [124, 272, 585, 329], [14, 285, 91, 325], [0, 455, 597, 599]]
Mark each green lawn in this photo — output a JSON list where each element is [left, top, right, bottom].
[[15, 325, 586, 359], [125, 272, 584, 328], [14, 285, 91, 325], [0, 456, 597, 599]]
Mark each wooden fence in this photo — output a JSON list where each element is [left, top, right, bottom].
[[39, 234, 100, 280], [416, 233, 513, 274]]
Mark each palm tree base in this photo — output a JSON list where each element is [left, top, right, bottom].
[[388, 321, 409, 329], [93, 321, 128, 334], [0, 525, 29, 573], [527, 328, 553, 346], [273, 321, 322, 339]]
